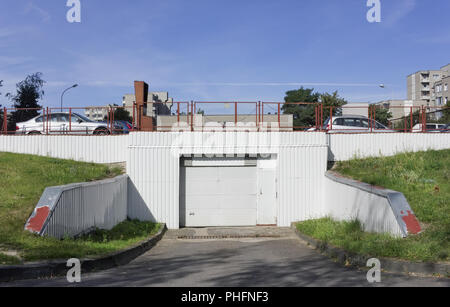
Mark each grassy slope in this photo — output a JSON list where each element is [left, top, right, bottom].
[[0, 152, 158, 265], [297, 149, 450, 262]]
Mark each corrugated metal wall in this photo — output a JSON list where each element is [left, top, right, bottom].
[[127, 132, 328, 229], [0, 135, 128, 163], [3, 133, 450, 231], [42, 175, 128, 238], [2, 133, 448, 164], [328, 133, 450, 161]]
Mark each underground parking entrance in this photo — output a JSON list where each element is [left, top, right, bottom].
[[179, 155, 278, 229]]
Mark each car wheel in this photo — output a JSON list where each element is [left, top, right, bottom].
[[28, 131, 42, 135], [95, 128, 110, 135]]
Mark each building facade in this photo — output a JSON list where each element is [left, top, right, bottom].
[[407, 64, 450, 106], [122, 91, 173, 117], [341, 102, 370, 117], [156, 114, 294, 131], [374, 99, 428, 122], [84, 104, 118, 121], [434, 75, 449, 107]]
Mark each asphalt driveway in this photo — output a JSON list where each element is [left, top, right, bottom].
[[1, 227, 448, 287]]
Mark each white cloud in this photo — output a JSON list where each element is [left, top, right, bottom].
[[383, 0, 416, 26], [0, 56, 33, 68], [24, 1, 51, 22]]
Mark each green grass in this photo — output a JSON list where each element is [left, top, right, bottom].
[[297, 149, 450, 262], [0, 152, 159, 265], [0, 253, 22, 265], [19, 220, 161, 262]]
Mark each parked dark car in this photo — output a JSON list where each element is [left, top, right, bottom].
[[98, 120, 132, 134], [441, 123, 450, 133]]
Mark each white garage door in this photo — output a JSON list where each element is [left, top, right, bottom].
[[180, 166, 257, 227]]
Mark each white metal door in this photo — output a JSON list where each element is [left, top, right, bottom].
[[257, 168, 277, 225], [180, 166, 257, 227]]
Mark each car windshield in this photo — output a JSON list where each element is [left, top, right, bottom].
[[73, 113, 94, 122]]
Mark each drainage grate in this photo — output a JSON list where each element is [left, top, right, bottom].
[[177, 235, 282, 240]]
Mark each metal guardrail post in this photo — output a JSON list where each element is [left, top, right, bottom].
[[235, 102, 238, 126], [190, 101, 194, 132], [2, 107, 7, 134], [278, 103, 281, 129]]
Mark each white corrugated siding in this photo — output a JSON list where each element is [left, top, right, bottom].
[[0, 135, 128, 163], [127, 132, 328, 229], [4, 132, 450, 230], [42, 175, 128, 238], [328, 133, 450, 161]]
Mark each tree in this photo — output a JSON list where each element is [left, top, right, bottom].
[[282, 87, 320, 129], [281, 87, 348, 129], [113, 107, 132, 122], [392, 109, 421, 132], [369, 105, 392, 126], [320, 91, 347, 116], [438, 101, 450, 124], [7, 73, 45, 128]]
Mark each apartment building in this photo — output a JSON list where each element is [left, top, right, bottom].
[[122, 91, 173, 117], [433, 65, 450, 107], [374, 99, 427, 122], [407, 64, 450, 106], [341, 102, 370, 117], [84, 104, 118, 121]]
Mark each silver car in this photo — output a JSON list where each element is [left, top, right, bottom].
[[323, 115, 395, 133], [16, 112, 119, 135]]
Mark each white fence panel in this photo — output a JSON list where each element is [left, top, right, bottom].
[[0, 135, 128, 163], [328, 133, 450, 161]]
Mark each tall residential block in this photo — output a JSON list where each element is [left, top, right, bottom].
[[407, 63, 450, 106]]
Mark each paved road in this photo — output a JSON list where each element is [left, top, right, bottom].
[[1, 228, 448, 287]]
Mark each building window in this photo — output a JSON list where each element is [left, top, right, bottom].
[[445, 84, 448, 91]]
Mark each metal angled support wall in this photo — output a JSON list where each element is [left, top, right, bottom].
[[324, 171, 421, 237], [25, 175, 128, 239]]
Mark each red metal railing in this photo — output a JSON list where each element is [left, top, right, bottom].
[[1, 102, 448, 135]]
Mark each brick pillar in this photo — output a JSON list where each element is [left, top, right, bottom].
[[134, 81, 154, 131]]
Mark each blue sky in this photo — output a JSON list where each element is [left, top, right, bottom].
[[0, 0, 449, 111]]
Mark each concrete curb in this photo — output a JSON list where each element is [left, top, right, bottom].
[[0, 224, 167, 283], [291, 223, 449, 277]]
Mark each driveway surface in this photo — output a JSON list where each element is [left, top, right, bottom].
[[1, 227, 448, 287]]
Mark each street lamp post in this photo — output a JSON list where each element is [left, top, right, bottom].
[[60, 84, 78, 111]]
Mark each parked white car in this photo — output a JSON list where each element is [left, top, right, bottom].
[[411, 123, 446, 133], [323, 115, 395, 133], [16, 112, 118, 135]]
